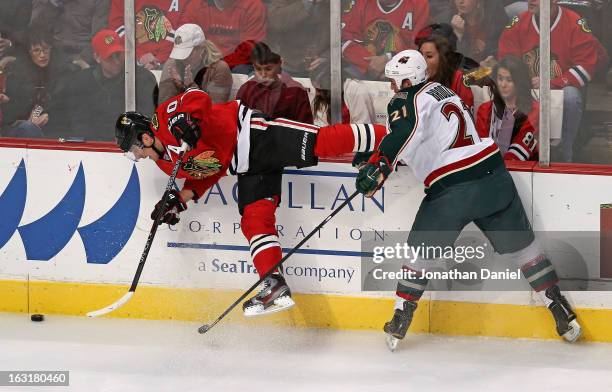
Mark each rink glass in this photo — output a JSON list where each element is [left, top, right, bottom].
[[0, 1, 609, 162]]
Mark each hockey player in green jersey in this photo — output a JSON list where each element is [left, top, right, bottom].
[[354, 50, 581, 351]]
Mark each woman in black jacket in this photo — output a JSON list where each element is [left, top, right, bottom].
[[1, 28, 69, 138]]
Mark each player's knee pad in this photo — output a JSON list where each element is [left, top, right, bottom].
[[507, 238, 559, 291], [240, 198, 277, 239], [241, 198, 282, 277]]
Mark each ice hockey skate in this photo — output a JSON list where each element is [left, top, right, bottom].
[[243, 273, 295, 317], [546, 285, 582, 343], [384, 300, 418, 352]]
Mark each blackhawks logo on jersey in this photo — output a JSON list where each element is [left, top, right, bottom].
[[182, 151, 222, 179], [523, 47, 563, 79], [342, 0, 356, 13], [135, 6, 173, 44], [151, 114, 159, 130], [505, 16, 519, 29], [365, 20, 408, 55], [577, 18, 592, 34]]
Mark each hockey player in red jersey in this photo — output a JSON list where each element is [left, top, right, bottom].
[[355, 50, 581, 350], [341, 0, 430, 80], [115, 89, 387, 317]]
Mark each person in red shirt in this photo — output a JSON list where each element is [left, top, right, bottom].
[[114, 89, 387, 317], [236, 43, 313, 123], [476, 56, 539, 161], [185, 0, 267, 73], [108, 0, 192, 69], [418, 34, 474, 112], [341, 0, 430, 80], [497, 0, 608, 162], [449, 0, 508, 63]]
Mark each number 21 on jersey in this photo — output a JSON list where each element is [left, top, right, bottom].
[[441, 102, 478, 150]]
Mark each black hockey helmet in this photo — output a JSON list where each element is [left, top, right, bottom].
[[115, 111, 153, 152]]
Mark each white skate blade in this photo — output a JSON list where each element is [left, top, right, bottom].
[[563, 319, 582, 343], [244, 296, 295, 317], [385, 334, 399, 352]]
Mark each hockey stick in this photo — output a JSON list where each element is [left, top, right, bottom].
[[87, 142, 189, 318], [197, 189, 360, 334]]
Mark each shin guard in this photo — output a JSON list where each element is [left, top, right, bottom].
[[241, 198, 282, 278]]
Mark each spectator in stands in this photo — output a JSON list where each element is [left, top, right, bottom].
[[428, 0, 454, 23], [159, 24, 232, 104], [449, 0, 507, 63], [341, 0, 430, 80], [309, 60, 377, 125], [1, 29, 69, 138], [236, 42, 313, 123], [476, 55, 539, 161], [266, 0, 330, 77], [418, 34, 475, 111], [45, 29, 157, 140], [29, 0, 110, 71], [414, 22, 480, 72], [498, 0, 608, 162], [0, 0, 33, 58], [108, 0, 192, 70], [311, 74, 332, 126], [187, 0, 267, 74]]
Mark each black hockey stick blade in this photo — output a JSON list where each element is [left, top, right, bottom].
[[197, 190, 360, 334]]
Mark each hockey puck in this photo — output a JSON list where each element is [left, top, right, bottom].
[[30, 314, 44, 322]]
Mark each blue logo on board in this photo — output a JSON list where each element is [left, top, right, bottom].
[[0, 159, 140, 263]]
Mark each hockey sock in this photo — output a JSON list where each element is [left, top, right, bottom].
[[241, 197, 282, 278], [396, 265, 428, 303], [521, 255, 559, 291], [314, 123, 387, 157], [508, 239, 559, 294]]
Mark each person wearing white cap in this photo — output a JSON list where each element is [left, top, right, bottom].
[[159, 24, 232, 104]]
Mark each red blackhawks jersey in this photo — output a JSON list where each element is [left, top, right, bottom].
[[341, 0, 430, 75], [186, 0, 267, 69], [152, 89, 241, 199], [451, 70, 474, 114], [108, 0, 191, 63], [498, 6, 607, 89], [476, 101, 539, 161]]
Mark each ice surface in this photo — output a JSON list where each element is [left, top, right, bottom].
[[1, 313, 611, 392]]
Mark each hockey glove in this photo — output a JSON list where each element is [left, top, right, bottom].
[[355, 152, 392, 197], [168, 112, 201, 150], [151, 190, 188, 226]]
